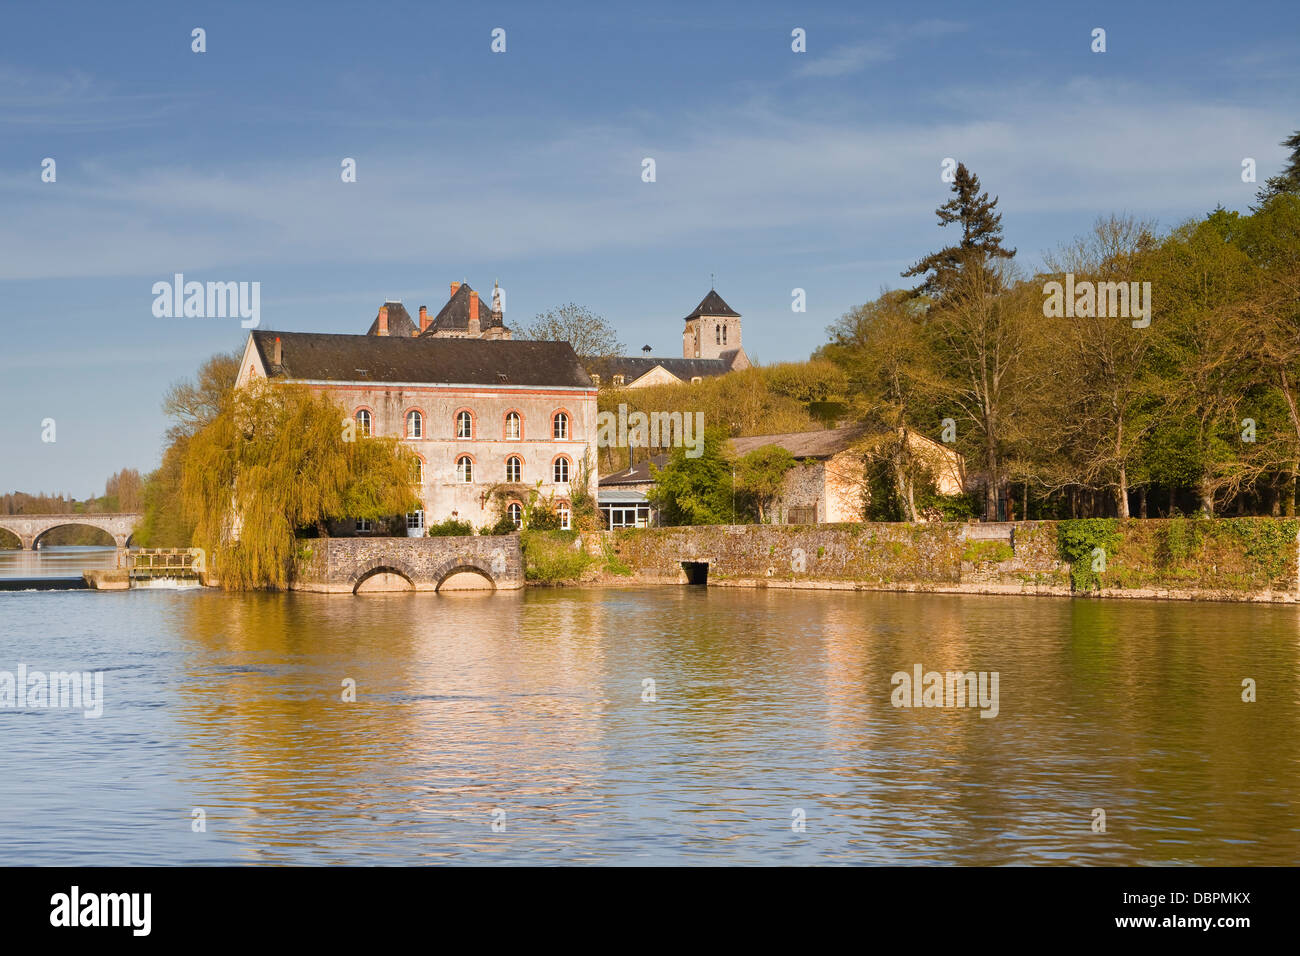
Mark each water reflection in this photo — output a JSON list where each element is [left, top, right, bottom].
[[1, 585, 1297, 864]]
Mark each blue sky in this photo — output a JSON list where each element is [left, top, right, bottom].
[[2, 0, 1297, 496]]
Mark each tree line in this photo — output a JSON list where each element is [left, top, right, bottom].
[[816, 130, 1300, 521]]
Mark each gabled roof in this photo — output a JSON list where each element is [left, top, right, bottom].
[[684, 290, 740, 321], [365, 302, 417, 337], [595, 355, 732, 383], [600, 454, 670, 486], [422, 283, 506, 335], [728, 425, 873, 460], [249, 331, 591, 388]]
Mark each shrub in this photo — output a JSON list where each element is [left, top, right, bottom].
[[480, 515, 520, 536], [521, 530, 593, 584], [426, 518, 474, 537], [1057, 519, 1121, 591]]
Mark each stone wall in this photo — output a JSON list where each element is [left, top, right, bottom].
[[291, 534, 524, 593], [594, 518, 1300, 602]]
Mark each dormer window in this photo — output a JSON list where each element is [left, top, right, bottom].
[[612, 374, 625, 386]]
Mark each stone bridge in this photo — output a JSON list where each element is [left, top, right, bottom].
[[0, 513, 142, 550], [290, 534, 524, 593]]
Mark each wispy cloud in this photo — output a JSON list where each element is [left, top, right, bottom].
[[795, 20, 967, 77]]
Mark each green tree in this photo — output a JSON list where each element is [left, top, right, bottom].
[[902, 162, 1016, 300], [648, 428, 735, 525], [733, 445, 795, 523]]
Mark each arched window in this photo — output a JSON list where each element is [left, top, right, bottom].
[[507, 503, 522, 528], [690, 376, 703, 385], [558, 502, 571, 530], [553, 411, 569, 440], [722, 323, 727, 344], [456, 455, 473, 483], [506, 456, 522, 483], [715, 324, 721, 345], [505, 411, 521, 440], [553, 456, 570, 484], [355, 409, 372, 438], [405, 409, 423, 439], [410, 456, 425, 486], [456, 410, 473, 439]]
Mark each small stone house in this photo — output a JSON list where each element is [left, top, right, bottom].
[[729, 425, 964, 524]]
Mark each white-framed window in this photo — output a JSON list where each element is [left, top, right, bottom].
[[456, 410, 473, 439], [553, 412, 569, 440], [355, 409, 372, 437], [405, 410, 423, 439], [613, 374, 625, 386], [558, 503, 571, 530], [690, 376, 702, 385], [356, 517, 372, 532], [508, 503, 522, 528], [590, 374, 601, 386], [456, 455, 474, 483], [506, 456, 522, 483], [505, 411, 521, 440], [553, 456, 570, 484], [407, 510, 424, 531], [410, 457, 425, 486]]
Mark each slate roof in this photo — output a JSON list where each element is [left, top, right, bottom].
[[422, 283, 507, 336], [250, 331, 591, 388], [595, 355, 732, 383], [365, 302, 418, 338], [728, 425, 872, 460], [684, 290, 740, 320], [599, 455, 670, 486]]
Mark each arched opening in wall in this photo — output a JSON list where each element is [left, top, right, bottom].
[[354, 567, 415, 593], [33, 524, 115, 549], [436, 566, 495, 592], [0, 528, 20, 550]]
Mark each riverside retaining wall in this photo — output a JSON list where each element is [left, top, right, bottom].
[[593, 518, 1300, 602]]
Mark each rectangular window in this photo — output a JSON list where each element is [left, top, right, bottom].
[[407, 510, 424, 530], [355, 518, 371, 533]]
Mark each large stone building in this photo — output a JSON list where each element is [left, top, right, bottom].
[[595, 290, 751, 388], [236, 283, 594, 534]]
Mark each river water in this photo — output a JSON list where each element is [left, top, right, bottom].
[[1, 548, 1298, 864]]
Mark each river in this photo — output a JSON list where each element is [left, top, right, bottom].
[[1, 548, 1297, 864]]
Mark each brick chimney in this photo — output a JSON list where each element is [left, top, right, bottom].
[[450, 281, 461, 299], [273, 336, 282, 365], [468, 290, 480, 336], [377, 305, 388, 336], [418, 305, 429, 333]]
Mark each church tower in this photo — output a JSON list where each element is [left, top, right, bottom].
[[681, 290, 741, 360]]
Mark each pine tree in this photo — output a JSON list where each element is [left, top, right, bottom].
[[902, 162, 1016, 299], [1254, 128, 1300, 207]]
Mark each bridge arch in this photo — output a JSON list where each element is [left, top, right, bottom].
[[351, 558, 419, 594], [0, 514, 140, 551], [32, 523, 118, 549], [432, 560, 497, 592]]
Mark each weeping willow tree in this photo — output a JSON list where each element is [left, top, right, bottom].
[[182, 380, 419, 590]]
